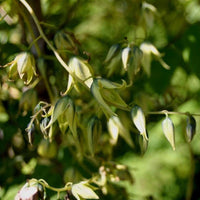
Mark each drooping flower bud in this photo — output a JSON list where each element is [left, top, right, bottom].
[[9, 52, 37, 84], [186, 115, 196, 143], [140, 42, 170, 76], [122, 47, 131, 71], [162, 116, 175, 150], [108, 115, 134, 147], [131, 105, 148, 140], [68, 57, 93, 88], [87, 116, 102, 156]]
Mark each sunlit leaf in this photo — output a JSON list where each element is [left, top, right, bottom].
[[72, 182, 99, 200]]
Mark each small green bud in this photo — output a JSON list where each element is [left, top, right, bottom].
[[186, 115, 196, 143]]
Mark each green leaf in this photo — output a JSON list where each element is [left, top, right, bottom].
[[91, 79, 116, 117], [72, 182, 99, 200], [51, 96, 71, 124], [101, 88, 128, 110], [162, 117, 175, 150], [98, 78, 127, 89]]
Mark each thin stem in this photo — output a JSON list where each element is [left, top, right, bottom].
[[27, 35, 42, 51], [148, 110, 200, 117], [15, 0, 54, 102], [30, 179, 72, 193], [19, 0, 91, 92], [19, 0, 71, 73], [39, 181, 72, 193]]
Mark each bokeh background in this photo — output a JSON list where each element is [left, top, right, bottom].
[[1, 0, 200, 199]]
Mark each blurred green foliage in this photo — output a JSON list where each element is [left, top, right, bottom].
[[1, 0, 200, 199]]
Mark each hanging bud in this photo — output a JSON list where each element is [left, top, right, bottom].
[[140, 42, 170, 76], [108, 115, 134, 147], [87, 117, 102, 156], [162, 116, 175, 150], [54, 31, 78, 53], [131, 105, 148, 140], [9, 52, 37, 84], [48, 96, 77, 137], [122, 47, 131, 71], [126, 46, 143, 83], [68, 57, 93, 88], [107, 117, 119, 145], [142, 2, 157, 29], [132, 46, 143, 74], [186, 115, 196, 143], [105, 43, 121, 63]]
